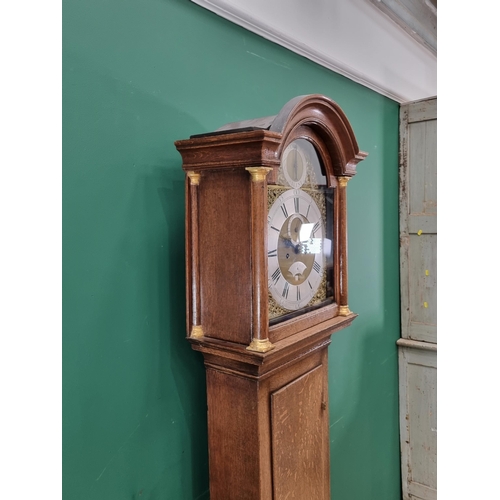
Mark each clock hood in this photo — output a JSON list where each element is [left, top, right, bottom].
[[214, 94, 367, 178]]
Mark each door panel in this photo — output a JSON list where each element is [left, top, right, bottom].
[[399, 96, 437, 500], [400, 97, 437, 343], [408, 233, 437, 343], [397, 342, 437, 500], [271, 365, 329, 500]]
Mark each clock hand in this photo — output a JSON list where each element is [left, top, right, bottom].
[[282, 237, 302, 254]]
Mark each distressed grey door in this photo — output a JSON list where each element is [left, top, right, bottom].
[[398, 97, 437, 500]]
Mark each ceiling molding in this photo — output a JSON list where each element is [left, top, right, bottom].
[[369, 0, 436, 54], [191, 0, 437, 103]]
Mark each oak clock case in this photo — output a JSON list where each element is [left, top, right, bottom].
[[174, 94, 367, 500]]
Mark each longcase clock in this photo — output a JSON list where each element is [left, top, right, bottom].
[[175, 94, 367, 499]]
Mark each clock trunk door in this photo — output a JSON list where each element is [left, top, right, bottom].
[[271, 364, 330, 500]]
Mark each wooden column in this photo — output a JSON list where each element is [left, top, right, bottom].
[[245, 167, 274, 352], [186, 171, 203, 338], [338, 176, 351, 316]]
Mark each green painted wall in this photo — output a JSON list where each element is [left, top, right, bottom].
[[63, 0, 400, 498]]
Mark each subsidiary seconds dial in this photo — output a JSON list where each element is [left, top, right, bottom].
[[267, 189, 325, 311], [282, 142, 308, 188]]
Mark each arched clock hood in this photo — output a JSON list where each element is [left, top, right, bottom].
[[215, 94, 368, 179]]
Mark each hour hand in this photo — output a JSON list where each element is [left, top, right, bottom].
[[281, 237, 301, 254]]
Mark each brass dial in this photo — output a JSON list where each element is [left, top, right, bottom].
[[267, 189, 324, 311]]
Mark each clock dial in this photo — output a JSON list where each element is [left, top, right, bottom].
[[282, 142, 308, 189], [267, 189, 324, 311]]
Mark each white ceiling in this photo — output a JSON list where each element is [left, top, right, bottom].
[[191, 0, 437, 103]]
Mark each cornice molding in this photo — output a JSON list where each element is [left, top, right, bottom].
[[190, 0, 437, 103]]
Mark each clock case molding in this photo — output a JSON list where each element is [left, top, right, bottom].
[[175, 94, 367, 499]]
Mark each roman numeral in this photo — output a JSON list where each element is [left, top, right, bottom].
[[268, 249, 277, 258], [296, 287, 301, 301], [282, 281, 289, 299], [313, 261, 321, 273], [308, 280, 313, 289], [306, 204, 311, 218], [271, 268, 281, 285], [270, 225, 280, 232], [294, 197, 300, 213], [312, 221, 321, 236], [281, 204, 288, 218]]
